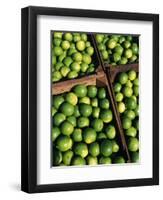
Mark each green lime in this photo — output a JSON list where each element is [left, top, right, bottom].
[[124, 110, 135, 120], [126, 126, 137, 137], [52, 55, 57, 65], [79, 103, 92, 117], [52, 107, 57, 116], [98, 43, 106, 51], [80, 62, 89, 72], [56, 135, 72, 152], [113, 53, 121, 63], [131, 43, 139, 55], [126, 80, 133, 88], [125, 97, 137, 110], [53, 46, 63, 56], [115, 92, 123, 102], [70, 62, 81, 72], [95, 34, 104, 43], [119, 72, 128, 84], [74, 142, 88, 158], [100, 109, 113, 123], [73, 84, 87, 98], [61, 121, 74, 136], [133, 78, 139, 86], [117, 102, 126, 113], [53, 113, 66, 126], [122, 117, 132, 129], [118, 57, 128, 64], [66, 92, 78, 106], [97, 132, 107, 141], [122, 86, 133, 97], [73, 34, 81, 42], [79, 97, 91, 104], [54, 32, 62, 39], [114, 156, 125, 164], [112, 140, 119, 152], [67, 71, 78, 79], [53, 149, 62, 165], [100, 139, 113, 157], [67, 116, 77, 127], [83, 128, 97, 144], [60, 66, 70, 77], [89, 142, 100, 157], [87, 85, 97, 98], [91, 98, 98, 107], [128, 70, 137, 81], [128, 137, 139, 152], [86, 41, 91, 47], [91, 119, 104, 132], [111, 35, 120, 42], [60, 102, 74, 116], [64, 33, 73, 41], [126, 35, 132, 41], [74, 105, 80, 117], [99, 157, 111, 164], [134, 106, 139, 117], [71, 156, 86, 165], [92, 107, 100, 118], [63, 57, 73, 67], [61, 40, 70, 50], [86, 47, 94, 56], [52, 127, 60, 142], [62, 150, 73, 165], [98, 88, 106, 99], [72, 128, 82, 142], [53, 95, 64, 110], [113, 83, 122, 93], [77, 117, 89, 128], [129, 55, 137, 63], [123, 40, 131, 49], [108, 39, 117, 49], [114, 45, 123, 55], [133, 86, 139, 96], [101, 50, 109, 60], [52, 71, 62, 82], [76, 40, 86, 51], [99, 99, 110, 109], [119, 36, 125, 44], [54, 62, 63, 70], [53, 38, 62, 46], [105, 125, 116, 139], [82, 54, 92, 64], [86, 156, 98, 165], [73, 52, 82, 62], [131, 151, 139, 163], [124, 49, 133, 58], [80, 33, 87, 41]]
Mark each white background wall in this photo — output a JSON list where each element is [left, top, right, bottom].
[[0, 0, 162, 199]]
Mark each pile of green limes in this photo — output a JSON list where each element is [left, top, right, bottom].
[[52, 32, 96, 82], [95, 34, 139, 65], [113, 70, 139, 162], [52, 84, 126, 166]]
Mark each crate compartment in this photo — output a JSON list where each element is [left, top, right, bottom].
[[106, 64, 139, 163], [52, 71, 130, 166], [51, 32, 103, 83], [93, 34, 139, 68]]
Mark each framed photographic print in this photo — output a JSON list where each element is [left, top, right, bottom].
[[21, 6, 159, 193]]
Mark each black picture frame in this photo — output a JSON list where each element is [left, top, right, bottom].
[[21, 6, 159, 193]]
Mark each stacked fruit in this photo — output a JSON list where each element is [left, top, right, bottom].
[[113, 70, 139, 162], [52, 84, 126, 166], [52, 32, 96, 82], [95, 34, 139, 65]]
